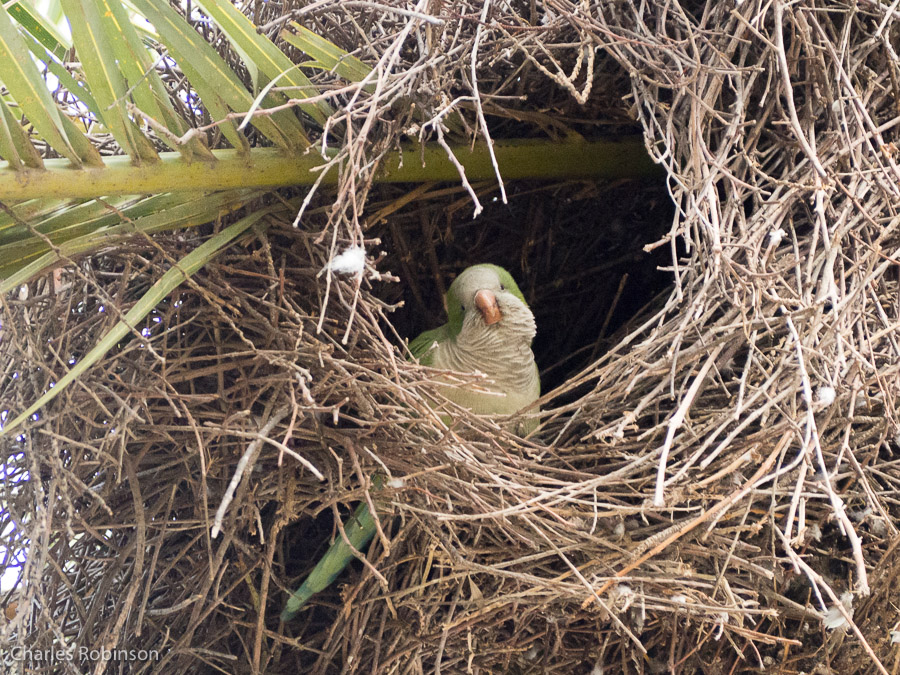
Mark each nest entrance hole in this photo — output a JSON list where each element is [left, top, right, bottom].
[[375, 176, 676, 392]]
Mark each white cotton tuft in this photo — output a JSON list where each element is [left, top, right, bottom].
[[768, 228, 787, 246], [818, 386, 836, 406], [891, 630, 900, 644], [824, 591, 853, 630], [849, 506, 871, 522], [386, 477, 406, 489], [327, 246, 366, 276], [823, 606, 846, 630]]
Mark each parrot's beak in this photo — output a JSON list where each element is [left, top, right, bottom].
[[474, 289, 502, 325]]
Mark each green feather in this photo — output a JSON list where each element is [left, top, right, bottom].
[[281, 499, 377, 621], [407, 323, 451, 364]]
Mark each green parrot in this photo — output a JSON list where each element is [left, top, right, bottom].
[[280, 264, 539, 621], [408, 263, 540, 432]]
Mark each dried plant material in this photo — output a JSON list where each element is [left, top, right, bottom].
[[2, 1, 900, 674]]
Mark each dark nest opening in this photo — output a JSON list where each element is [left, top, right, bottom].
[[377, 177, 675, 392], [3, 1, 900, 674]]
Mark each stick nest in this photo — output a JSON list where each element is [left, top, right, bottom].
[[3, 1, 900, 673]]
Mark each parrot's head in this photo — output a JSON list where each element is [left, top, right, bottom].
[[445, 264, 536, 347]]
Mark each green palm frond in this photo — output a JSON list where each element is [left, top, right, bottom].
[[281, 22, 374, 91], [0, 0, 379, 287], [0, 204, 270, 436]]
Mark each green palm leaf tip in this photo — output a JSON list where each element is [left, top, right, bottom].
[[280, 500, 376, 621]]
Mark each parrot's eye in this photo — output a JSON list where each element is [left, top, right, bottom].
[[460, 304, 465, 313], [500, 283, 505, 290]]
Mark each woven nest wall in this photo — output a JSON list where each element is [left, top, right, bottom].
[[3, 1, 900, 673]]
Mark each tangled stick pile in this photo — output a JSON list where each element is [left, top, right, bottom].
[[3, 1, 900, 673]]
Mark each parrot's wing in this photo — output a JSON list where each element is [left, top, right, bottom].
[[281, 501, 377, 621], [408, 323, 451, 365]]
